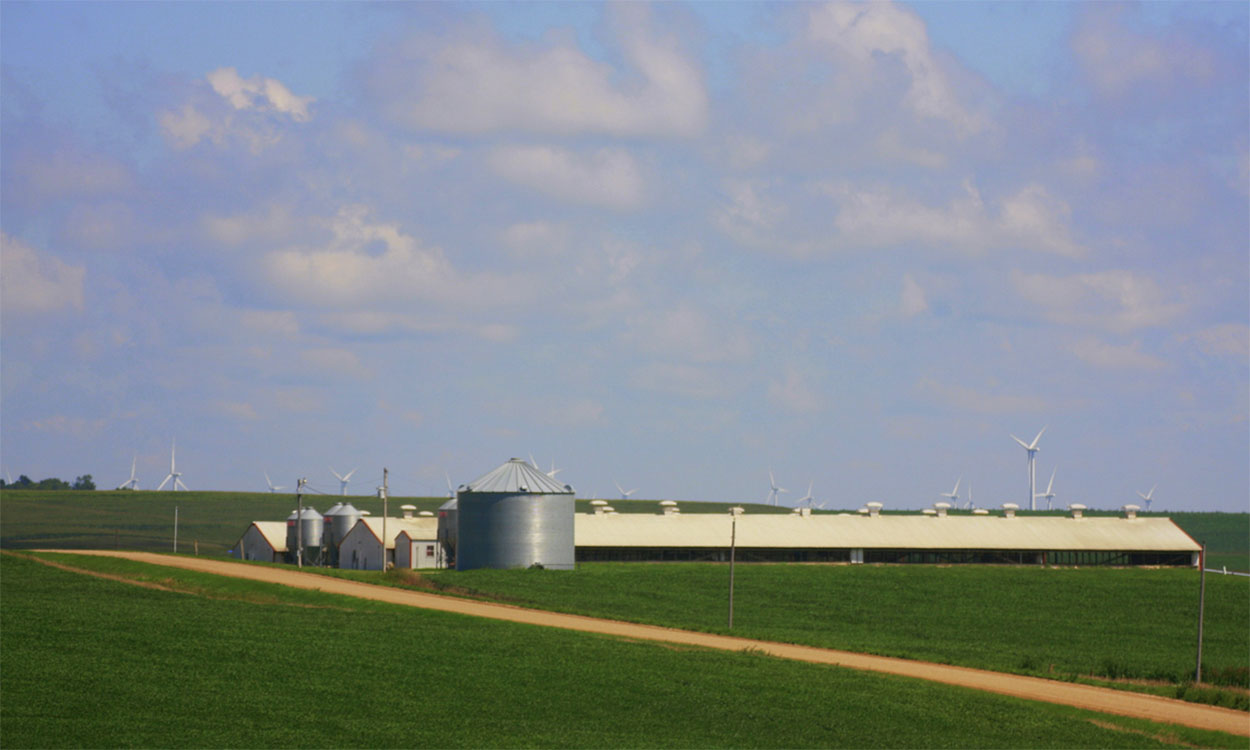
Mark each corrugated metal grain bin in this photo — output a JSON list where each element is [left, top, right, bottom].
[[285, 507, 324, 564], [455, 458, 575, 571]]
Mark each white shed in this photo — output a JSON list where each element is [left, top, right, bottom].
[[338, 516, 439, 571], [396, 529, 444, 569], [234, 521, 288, 563]]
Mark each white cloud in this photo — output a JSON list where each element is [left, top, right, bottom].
[[807, 1, 983, 134], [825, 180, 1084, 258], [623, 303, 753, 364], [369, 9, 706, 137], [0, 233, 85, 317], [1012, 270, 1185, 333], [216, 400, 260, 420], [1072, 6, 1216, 96], [489, 146, 645, 210], [26, 415, 106, 438], [262, 206, 455, 307], [203, 205, 297, 246], [916, 378, 1047, 414], [300, 348, 371, 380], [501, 221, 571, 258], [206, 67, 313, 121], [630, 363, 731, 399], [899, 274, 928, 317], [767, 368, 825, 413], [159, 68, 312, 152], [1071, 338, 1166, 370], [1183, 324, 1250, 360]]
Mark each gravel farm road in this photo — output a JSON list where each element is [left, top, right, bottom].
[[40, 550, 1250, 738]]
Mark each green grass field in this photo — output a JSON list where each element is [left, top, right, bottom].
[[318, 563, 1245, 701], [3, 551, 1243, 749]]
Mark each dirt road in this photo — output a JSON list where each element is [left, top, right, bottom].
[[41, 550, 1250, 738]]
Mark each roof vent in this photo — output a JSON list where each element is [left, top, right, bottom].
[[1002, 503, 1018, 518], [934, 501, 950, 518], [972, 508, 989, 515], [419, 510, 434, 517], [660, 500, 679, 515], [400, 504, 417, 519], [857, 507, 869, 516], [360, 510, 372, 516], [866, 502, 883, 517], [1069, 503, 1086, 519], [602, 505, 616, 513], [1122, 504, 1140, 520], [922, 508, 937, 516], [729, 506, 745, 516]]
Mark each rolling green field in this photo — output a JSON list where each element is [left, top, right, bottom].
[[2, 551, 1243, 749], [316, 563, 1246, 702], [1, 489, 1245, 571]]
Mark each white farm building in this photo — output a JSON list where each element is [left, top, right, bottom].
[[572, 507, 1201, 566], [234, 521, 288, 563], [339, 516, 439, 571]]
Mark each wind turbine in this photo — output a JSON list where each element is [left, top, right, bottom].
[[445, 472, 456, 499], [264, 471, 285, 493], [939, 477, 961, 506], [1011, 427, 1046, 511], [966, 481, 974, 510], [1035, 468, 1057, 510], [155, 440, 188, 491], [767, 469, 788, 506], [796, 480, 816, 509], [1137, 485, 1156, 512], [330, 466, 357, 495], [117, 456, 140, 490], [546, 460, 562, 479], [615, 481, 637, 500]]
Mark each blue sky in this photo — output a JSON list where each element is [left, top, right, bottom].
[[2, 2, 1246, 512]]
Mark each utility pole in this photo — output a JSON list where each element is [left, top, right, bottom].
[[380, 467, 389, 571], [728, 509, 737, 629], [296, 478, 306, 569], [1196, 541, 1206, 683]]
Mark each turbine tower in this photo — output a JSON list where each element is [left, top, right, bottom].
[[939, 477, 961, 506], [264, 471, 285, 493], [796, 480, 815, 509], [1137, 485, 1156, 512], [117, 456, 140, 490], [1035, 468, 1057, 510], [330, 467, 357, 495], [1011, 427, 1046, 511], [155, 440, 188, 491], [767, 469, 787, 506]]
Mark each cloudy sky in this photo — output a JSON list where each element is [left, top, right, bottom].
[[2, 2, 1246, 511]]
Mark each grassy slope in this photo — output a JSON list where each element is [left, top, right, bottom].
[[2, 552, 1241, 750], [2, 490, 1245, 571], [406, 564, 1250, 693]]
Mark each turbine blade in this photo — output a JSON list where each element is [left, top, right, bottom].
[[1011, 435, 1029, 449], [1030, 426, 1047, 450]]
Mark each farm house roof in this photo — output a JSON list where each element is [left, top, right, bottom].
[[343, 516, 439, 549], [573, 513, 1200, 552], [461, 457, 573, 495], [240, 521, 288, 552]]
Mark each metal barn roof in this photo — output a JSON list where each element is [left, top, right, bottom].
[[344, 516, 439, 549], [461, 458, 573, 495], [573, 513, 1200, 552], [245, 521, 289, 552]]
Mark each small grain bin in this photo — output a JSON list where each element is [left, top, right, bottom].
[[455, 458, 575, 570], [285, 507, 324, 564]]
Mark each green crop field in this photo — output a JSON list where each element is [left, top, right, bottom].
[[3, 552, 1243, 749], [324, 563, 1246, 704]]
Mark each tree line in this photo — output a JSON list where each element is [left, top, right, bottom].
[[1, 475, 96, 490]]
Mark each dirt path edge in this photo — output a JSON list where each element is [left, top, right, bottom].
[[32, 550, 1250, 738]]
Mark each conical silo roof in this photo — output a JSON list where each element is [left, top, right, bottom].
[[462, 458, 573, 494]]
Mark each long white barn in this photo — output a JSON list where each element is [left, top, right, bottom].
[[572, 510, 1201, 566]]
